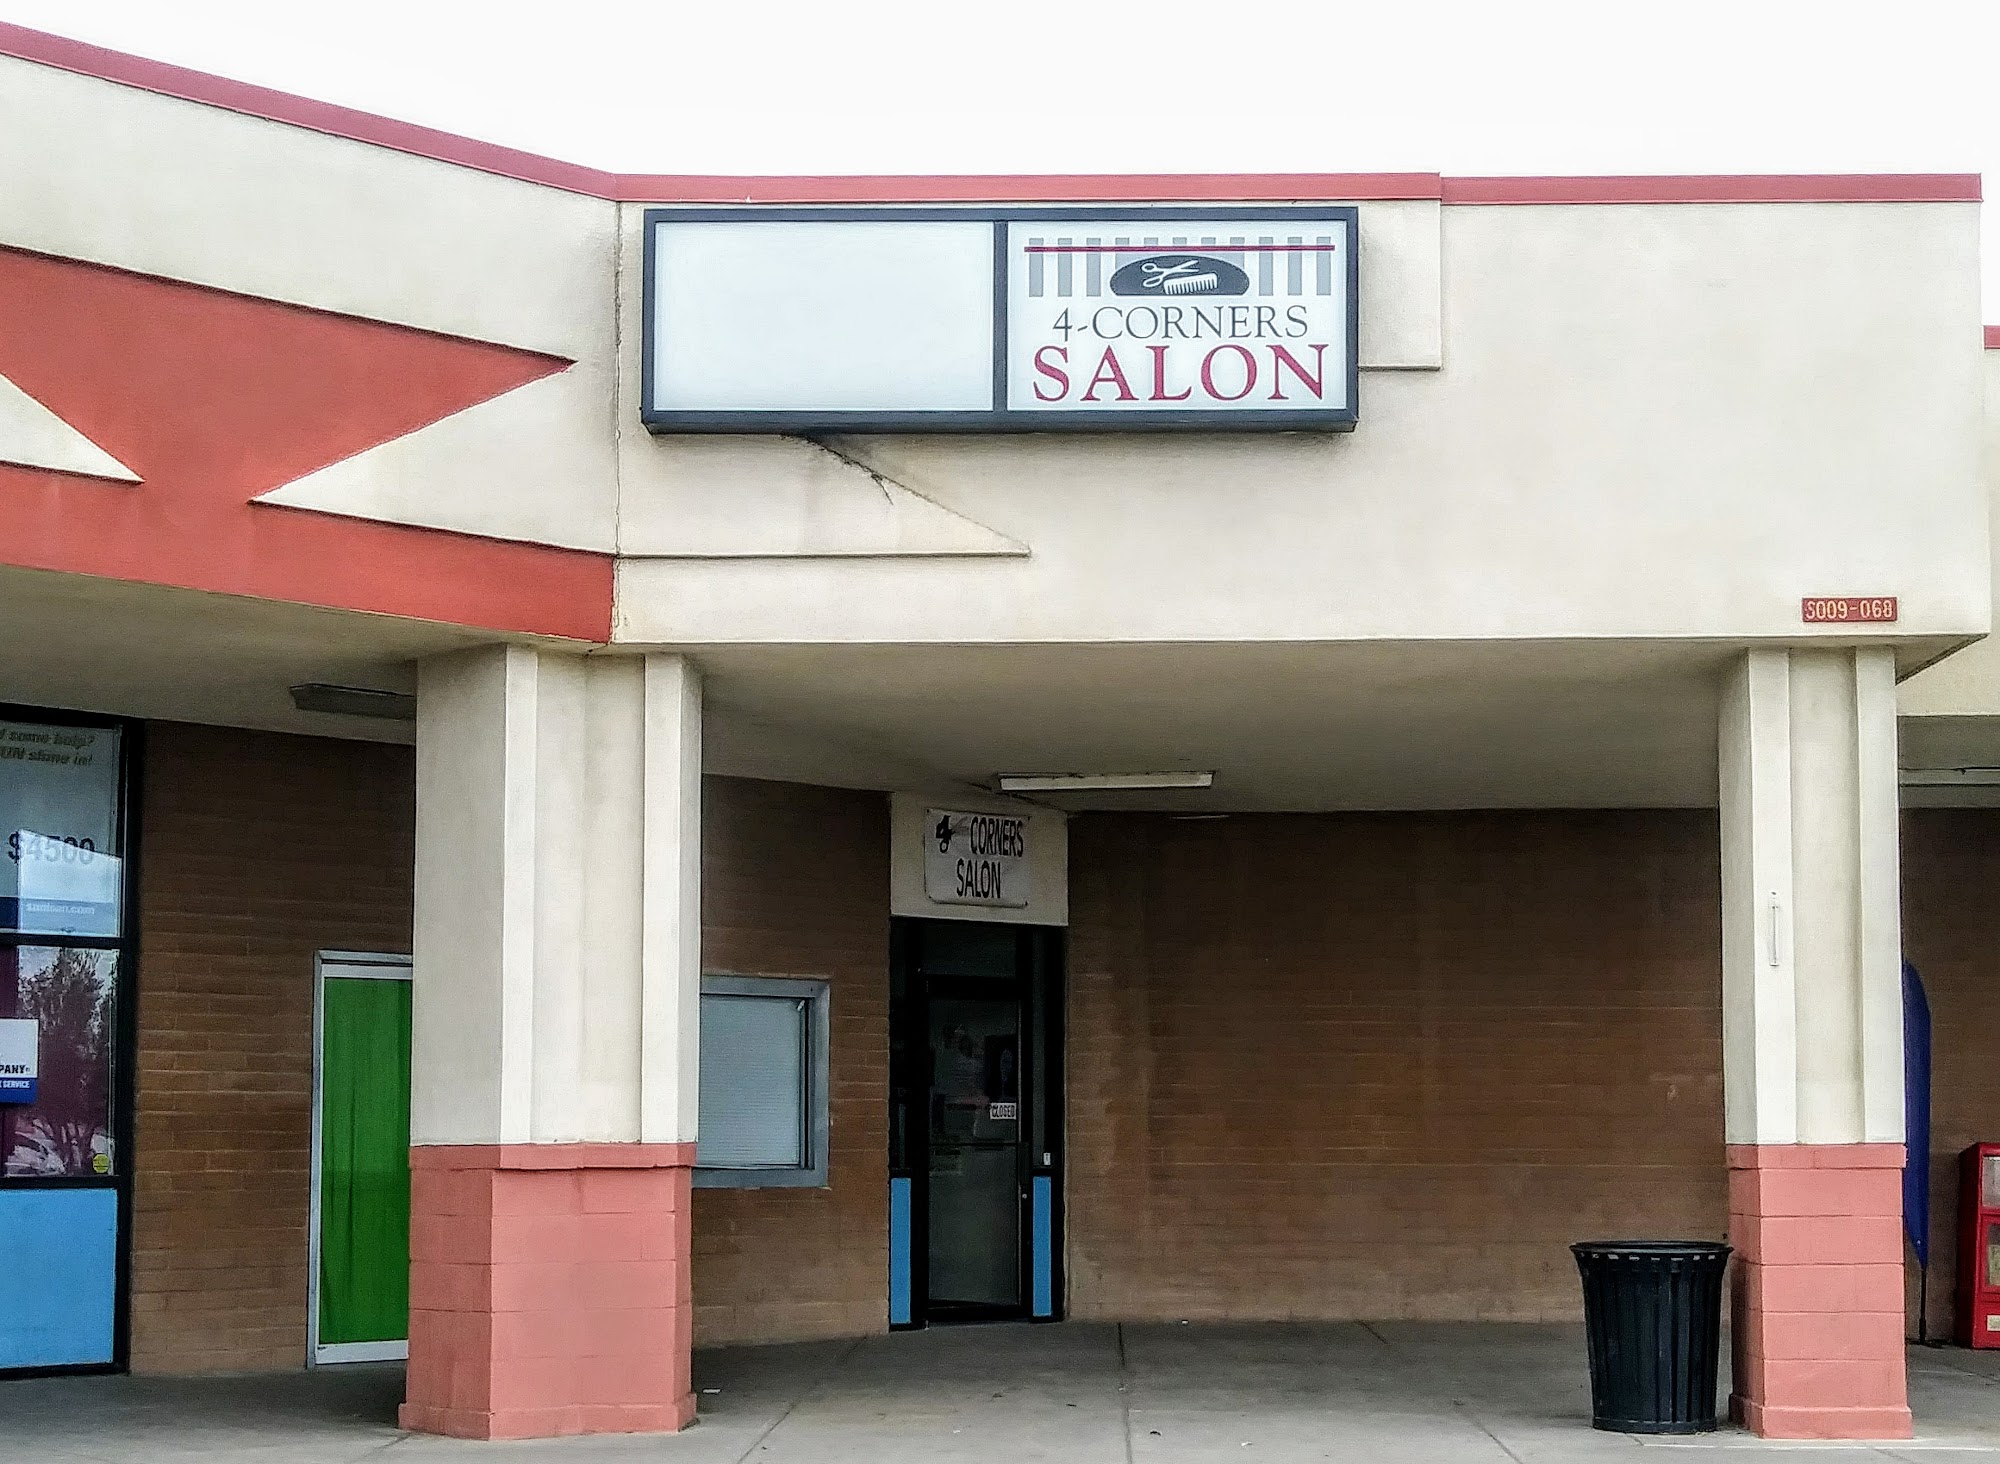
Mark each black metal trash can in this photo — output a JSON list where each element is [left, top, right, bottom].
[[1572, 1240, 1731, 1434]]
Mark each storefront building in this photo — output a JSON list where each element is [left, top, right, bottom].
[[0, 19, 1995, 1447]]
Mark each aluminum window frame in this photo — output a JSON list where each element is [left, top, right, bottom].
[[694, 974, 831, 1190]]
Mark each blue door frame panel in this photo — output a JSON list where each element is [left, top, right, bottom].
[[1031, 1175, 1055, 1319], [889, 1176, 913, 1326]]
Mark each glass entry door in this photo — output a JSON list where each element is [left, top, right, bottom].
[[927, 987, 1023, 1314], [890, 918, 1063, 1328]]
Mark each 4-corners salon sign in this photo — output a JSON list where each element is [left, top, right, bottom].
[[641, 206, 1358, 433], [924, 809, 1030, 909]]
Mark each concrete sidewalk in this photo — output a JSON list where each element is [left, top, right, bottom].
[[3, 1322, 1999, 1462]]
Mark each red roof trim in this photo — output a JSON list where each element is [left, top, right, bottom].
[[1444, 174, 1982, 204], [0, 24, 1436, 202], [1986, 326, 2000, 350], [617, 173, 1443, 203], [0, 21, 622, 195], [0, 23, 1982, 209]]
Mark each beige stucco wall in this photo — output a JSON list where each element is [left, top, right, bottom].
[[0, 53, 621, 553], [1899, 346, 2000, 716], [410, 646, 702, 1147], [1720, 648, 1904, 1147], [0, 56, 1987, 667], [613, 201, 1988, 651]]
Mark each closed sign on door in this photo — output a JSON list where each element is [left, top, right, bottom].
[[925, 810, 1030, 908]]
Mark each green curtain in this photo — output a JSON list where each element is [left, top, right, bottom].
[[318, 977, 412, 1347]]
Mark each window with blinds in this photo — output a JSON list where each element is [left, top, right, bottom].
[[694, 975, 830, 1188]]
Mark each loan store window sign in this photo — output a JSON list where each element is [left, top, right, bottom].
[[0, 719, 121, 938], [642, 206, 1358, 433], [0, 947, 116, 1176], [0, 717, 122, 1181]]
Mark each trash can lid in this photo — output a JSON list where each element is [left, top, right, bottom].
[[1571, 1240, 1732, 1257]]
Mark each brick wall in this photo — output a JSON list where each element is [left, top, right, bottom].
[[131, 722, 414, 1372], [132, 746, 889, 1366], [1901, 808, 2000, 1338], [1065, 808, 1727, 1323], [692, 777, 890, 1346], [126, 743, 1995, 1361]]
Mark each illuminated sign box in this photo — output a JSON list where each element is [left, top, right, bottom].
[[641, 206, 1358, 433]]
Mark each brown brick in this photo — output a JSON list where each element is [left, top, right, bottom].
[[126, 742, 2000, 1361], [691, 777, 889, 1347], [1064, 809, 1728, 1323], [129, 722, 414, 1373], [136, 747, 894, 1363], [1899, 809, 2000, 1339]]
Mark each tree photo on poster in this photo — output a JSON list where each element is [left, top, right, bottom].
[[1, 947, 114, 1177]]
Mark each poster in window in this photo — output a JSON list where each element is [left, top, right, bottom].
[[0, 947, 115, 1178], [0, 720, 122, 938], [982, 1037, 1019, 1122], [983, 1036, 1018, 1102], [0, 1017, 35, 1102]]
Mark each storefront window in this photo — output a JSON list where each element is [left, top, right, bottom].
[[0, 719, 123, 939], [0, 714, 126, 1181], [694, 975, 830, 1188], [0, 711, 128, 1375], [0, 947, 116, 1177]]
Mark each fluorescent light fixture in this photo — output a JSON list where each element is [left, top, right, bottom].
[[289, 683, 417, 721], [995, 771, 1214, 793], [1899, 767, 2000, 787]]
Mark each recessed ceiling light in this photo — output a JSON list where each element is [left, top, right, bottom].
[[994, 771, 1214, 793]]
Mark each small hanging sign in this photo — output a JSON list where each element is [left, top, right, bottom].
[[924, 808, 1031, 908]]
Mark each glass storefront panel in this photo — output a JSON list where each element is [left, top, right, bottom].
[[0, 720, 123, 938], [0, 946, 117, 1178], [0, 711, 128, 1373]]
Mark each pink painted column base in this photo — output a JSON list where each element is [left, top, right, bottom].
[[1728, 1143, 1912, 1440], [399, 1142, 696, 1441]]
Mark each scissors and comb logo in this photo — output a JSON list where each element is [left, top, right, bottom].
[[1021, 232, 1336, 302], [1109, 254, 1250, 298]]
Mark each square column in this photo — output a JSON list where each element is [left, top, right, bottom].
[[1718, 647, 1909, 1440], [401, 647, 702, 1440]]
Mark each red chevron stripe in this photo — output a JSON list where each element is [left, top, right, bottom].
[[0, 247, 611, 641]]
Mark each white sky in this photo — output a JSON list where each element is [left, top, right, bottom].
[[3, 0, 1996, 314]]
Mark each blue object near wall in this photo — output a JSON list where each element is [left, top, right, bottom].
[[1904, 960, 1933, 1267], [1032, 1175, 1054, 1319], [0, 1188, 117, 1368], [889, 1176, 912, 1326]]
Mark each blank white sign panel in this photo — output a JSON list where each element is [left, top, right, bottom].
[[649, 219, 994, 413]]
